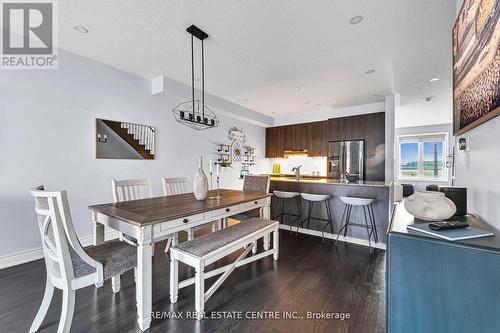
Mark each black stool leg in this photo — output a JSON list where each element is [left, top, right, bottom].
[[362, 206, 373, 253], [344, 205, 352, 237], [306, 201, 313, 228], [279, 197, 286, 225], [335, 204, 348, 245], [321, 199, 334, 242], [272, 197, 281, 220], [296, 201, 312, 234], [288, 196, 302, 234], [326, 199, 334, 234], [368, 203, 378, 243]]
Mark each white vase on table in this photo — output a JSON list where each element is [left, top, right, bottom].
[[193, 156, 208, 200], [404, 191, 456, 221]]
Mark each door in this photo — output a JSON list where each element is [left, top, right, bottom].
[[344, 140, 364, 179]]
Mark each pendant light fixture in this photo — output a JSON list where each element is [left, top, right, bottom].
[[172, 25, 219, 130]]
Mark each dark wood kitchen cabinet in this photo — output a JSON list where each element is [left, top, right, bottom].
[[328, 115, 366, 142], [265, 114, 384, 179], [265, 121, 328, 158], [364, 112, 385, 155], [328, 117, 346, 142]]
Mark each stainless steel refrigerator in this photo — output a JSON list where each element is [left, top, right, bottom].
[[328, 140, 364, 180]]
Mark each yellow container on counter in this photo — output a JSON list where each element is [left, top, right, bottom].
[[272, 163, 281, 175]]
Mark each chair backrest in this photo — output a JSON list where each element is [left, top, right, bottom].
[[242, 175, 270, 193], [162, 177, 191, 196], [112, 178, 153, 202], [30, 186, 100, 284]]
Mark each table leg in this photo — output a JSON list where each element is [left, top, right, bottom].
[[92, 213, 105, 287], [136, 229, 153, 331], [92, 212, 105, 246], [195, 263, 205, 320], [273, 229, 279, 260], [170, 257, 178, 303]]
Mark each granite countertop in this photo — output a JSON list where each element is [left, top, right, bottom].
[[269, 176, 391, 187]]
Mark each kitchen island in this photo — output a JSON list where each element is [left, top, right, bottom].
[[269, 176, 392, 247]]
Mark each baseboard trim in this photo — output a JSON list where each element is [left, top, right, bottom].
[[0, 230, 120, 270], [279, 224, 386, 250]]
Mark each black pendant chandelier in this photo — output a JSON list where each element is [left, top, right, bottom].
[[172, 25, 219, 130]]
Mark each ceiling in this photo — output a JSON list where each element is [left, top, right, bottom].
[[57, 0, 457, 117]]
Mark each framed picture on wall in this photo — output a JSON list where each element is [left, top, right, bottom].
[[452, 0, 500, 135]]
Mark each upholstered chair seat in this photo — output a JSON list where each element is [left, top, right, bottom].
[[73, 240, 137, 279]]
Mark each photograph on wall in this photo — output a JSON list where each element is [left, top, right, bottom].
[[453, 0, 500, 135]]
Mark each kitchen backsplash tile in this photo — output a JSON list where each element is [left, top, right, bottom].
[[268, 156, 327, 176]]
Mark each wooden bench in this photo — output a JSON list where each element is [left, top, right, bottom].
[[169, 217, 279, 319]]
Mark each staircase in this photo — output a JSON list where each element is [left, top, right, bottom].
[[102, 120, 155, 160]]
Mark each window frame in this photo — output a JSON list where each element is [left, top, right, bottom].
[[397, 132, 449, 182]]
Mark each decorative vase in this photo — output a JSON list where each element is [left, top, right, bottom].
[[404, 191, 457, 221], [193, 156, 208, 200]]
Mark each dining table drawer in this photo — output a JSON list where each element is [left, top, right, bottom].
[[243, 198, 267, 209], [211, 204, 241, 218], [159, 213, 205, 231]]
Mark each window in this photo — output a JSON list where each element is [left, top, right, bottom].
[[397, 134, 448, 181]]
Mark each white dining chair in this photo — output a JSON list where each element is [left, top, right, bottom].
[[162, 177, 217, 252], [112, 178, 168, 256], [29, 186, 137, 333]]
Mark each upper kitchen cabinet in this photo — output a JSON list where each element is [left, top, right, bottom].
[[364, 112, 385, 155], [265, 126, 285, 158], [328, 115, 365, 142], [328, 117, 346, 142], [265, 121, 328, 158], [345, 115, 365, 141], [309, 121, 328, 156]]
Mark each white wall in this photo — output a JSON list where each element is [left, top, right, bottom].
[[455, 116, 500, 226], [396, 90, 453, 128], [273, 101, 385, 126], [0, 50, 270, 261]]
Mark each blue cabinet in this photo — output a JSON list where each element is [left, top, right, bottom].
[[387, 204, 500, 333]]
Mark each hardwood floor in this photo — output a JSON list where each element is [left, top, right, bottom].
[[0, 230, 385, 333]]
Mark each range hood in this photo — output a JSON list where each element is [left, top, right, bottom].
[[283, 150, 308, 158]]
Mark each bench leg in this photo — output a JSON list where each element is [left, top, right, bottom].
[[195, 264, 205, 320], [187, 228, 194, 241], [273, 230, 279, 260], [263, 234, 270, 251], [252, 240, 258, 254], [111, 275, 121, 293], [170, 257, 178, 303]]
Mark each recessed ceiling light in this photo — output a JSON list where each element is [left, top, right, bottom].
[[429, 78, 440, 82], [74, 25, 89, 33], [365, 69, 375, 75], [271, 112, 276, 114], [424, 97, 433, 103], [295, 86, 301, 90], [349, 16, 364, 25], [304, 101, 311, 104], [316, 103, 322, 107]]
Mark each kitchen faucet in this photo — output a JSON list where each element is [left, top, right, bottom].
[[292, 165, 302, 181]]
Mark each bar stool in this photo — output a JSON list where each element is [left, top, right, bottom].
[[272, 191, 302, 232], [335, 196, 378, 253], [296, 193, 334, 241]]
